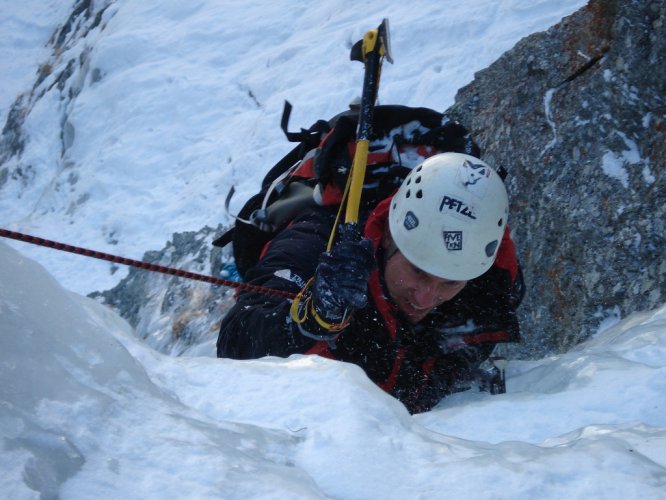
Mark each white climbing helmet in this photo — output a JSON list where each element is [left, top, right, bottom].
[[388, 152, 509, 281]]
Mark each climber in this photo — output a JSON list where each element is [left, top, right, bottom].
[[217, 152, 524, 414]]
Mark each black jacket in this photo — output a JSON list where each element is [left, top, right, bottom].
[[217, 197, 524, 413]]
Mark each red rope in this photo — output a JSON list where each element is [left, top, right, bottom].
[[0, 228, 296, 300]]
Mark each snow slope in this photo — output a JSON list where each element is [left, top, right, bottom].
[[2, 241, 665, 498], [1, 0, 589, 295], [3, 2, 666, 497]]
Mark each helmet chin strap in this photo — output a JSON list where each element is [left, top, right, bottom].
[[382, 224, 400, 262], [384, 238, 399, 261]]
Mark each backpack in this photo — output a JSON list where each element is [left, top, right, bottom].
[[213, 101, 485, 280]]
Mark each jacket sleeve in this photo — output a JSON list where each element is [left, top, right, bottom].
[[216, 210, 335, 359]]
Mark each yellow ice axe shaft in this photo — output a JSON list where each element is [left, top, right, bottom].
[[344, 20, 392, 224], [345, 140, 370, 223]]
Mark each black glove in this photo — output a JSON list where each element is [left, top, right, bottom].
[[312, 223, 376, 325]]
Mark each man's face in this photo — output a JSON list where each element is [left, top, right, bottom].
[[383, 250, 467, 324]]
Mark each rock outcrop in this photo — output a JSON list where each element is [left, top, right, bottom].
[[90, 225, 233, 355], [445, 0, 665, 355]]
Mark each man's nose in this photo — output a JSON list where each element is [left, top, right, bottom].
[[411, 284, 440, 309], [412, 280, 463, 309]]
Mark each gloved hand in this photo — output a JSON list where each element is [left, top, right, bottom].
[[312, 223, 376, 325]]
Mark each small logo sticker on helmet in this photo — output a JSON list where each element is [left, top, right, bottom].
[[443, 231, 463, 251], [461, 159, 490, 186], [403, 211, 419, 230]]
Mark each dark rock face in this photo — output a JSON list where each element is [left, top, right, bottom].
[[90, 226, 235, 355], [446, 0, 665, 355]]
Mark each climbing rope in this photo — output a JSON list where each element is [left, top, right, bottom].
[[0, 228, 296, 300]]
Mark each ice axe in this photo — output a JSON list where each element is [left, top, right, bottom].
[[343, 18, 393, 227], [289, 20, 393, 331]]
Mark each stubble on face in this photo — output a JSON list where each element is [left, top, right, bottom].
[[383, 250, 466, 324]]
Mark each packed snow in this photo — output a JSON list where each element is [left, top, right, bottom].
[[2, 1, 666, 498], [2, 241, 666, 498]]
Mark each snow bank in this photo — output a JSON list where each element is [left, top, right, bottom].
[[2, 242, 665, 498]]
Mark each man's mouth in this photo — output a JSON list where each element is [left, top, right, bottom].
[[403, 300, 430, 319], [407, 301, 428, 312]]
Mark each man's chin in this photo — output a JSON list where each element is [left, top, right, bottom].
[[400, 304, 430, 324]]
